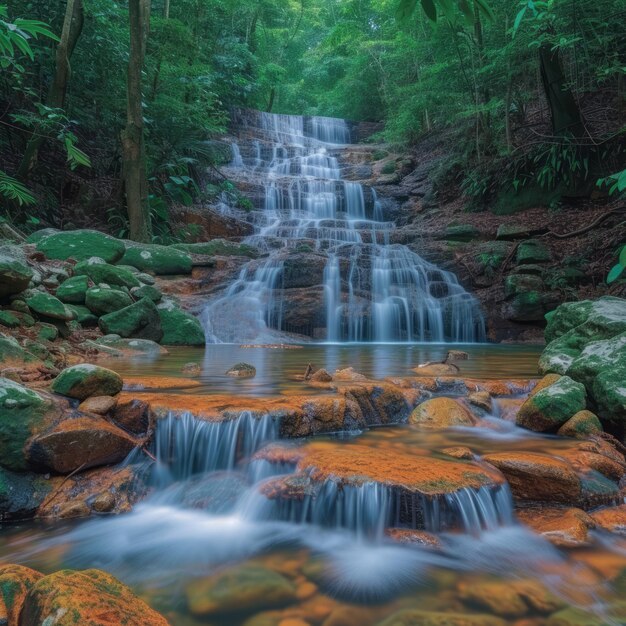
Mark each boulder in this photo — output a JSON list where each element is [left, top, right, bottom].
[[496, 224, 533, 240], [516, 506, 595, 547], [590, 503, 626, 535], [0, 334, 43, 373], [557, 410, 603, 438], [0, 245, 32, 297], [36, 323, 58, 342], [130, 284, 162, 302], [78, 395, 117, 415], [310, 368, 332, 383], [503, 291, 554, 323], [157, 303, 205, 345], [55, 275, 89, 304], [516, 375, 586, 432], [120, 242, 192, 275], [85, 286, 133, 316], [504, 273, 544, 299], [73, 258, 141, 289], [0, 468, 49, 521], [172, 239, 258, 258], [26, 292, 74, 321], [594, 366, 626, 422], [439, 224, 479, 242], [567, 332, 626, 390], [51, 364, 123, 400], [35, 229, 125, 263], [185, 565, 296, 616], [110, 399, 153, 436], [409, 397, 474, 429], [0, 310, 20, 328], [468, 391, 492, 412], [94, 335, 168, 357], [516, 239, 552, 264], [99, 297, 163, 342], [0, 564, 43, 626], [413, 362, 459, 376], [66, 304, 98, 327], [226, 362, 256, 377], [21, 569, 168, 625]]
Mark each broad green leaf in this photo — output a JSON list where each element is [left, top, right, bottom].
[[512, 6, 527, 37], [474, 0, 495, 21], [396, 0, 418, 21], [619, 245, 626, 267], [607, 263, 624, 284], [421, 0, 438, 22]]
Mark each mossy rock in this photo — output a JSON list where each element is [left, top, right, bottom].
[[73, 258, 140, 289], [55, 275, 89, 304], [36, 323, 59, 342], [95, 335, 168, 356], [516, 239, 552, 264], [0, 310, 21, 328], [0, 564, 44, 624], [0, 245, 33, 297], [504, 273, 544, 300], [99, 297, 163, 342], [120, 242, 192, 275], [35, 229, 125, 263], [0, 334, 42, 370], [26, 292, 74, 321], [85, 286, 133, 316], [66, 304, 98, 327], [157, 304, 205, 346], [516, 375, 586, 432], [23, 339, 50, 362], [130, 284, 162, 303], [566, 332, 626, 390], [593, 366, 626, 423], [545, 300, 595, 344], [557, 410, 603, 438], [172, 239, 258, 258], [51, 363, 123, 400], [438, 224, 479, 242], [503, 291, 552, 322], [496, 224, 533, 240]]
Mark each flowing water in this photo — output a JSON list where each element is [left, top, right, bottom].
[[3, 346, 626, 625], [203, 111, 486, 344]]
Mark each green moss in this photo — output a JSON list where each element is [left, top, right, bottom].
[[0, 310, 21, 328], [172, 239, 258, 258], [51, 363, 123, 400], [380, 161, 396, 174], [157, 305, 205, 346], [26, 292, 74, 321], [56, 275, 89, 304], [120, 242, 192, 275], [36, 230, 125, 263], [73, 260, 140, 289]]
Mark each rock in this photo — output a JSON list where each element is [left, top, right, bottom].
[[37, 323, 58, 342], [439, 224, 479, 242], [530, 373, 562, 396], [496, 224, 533, 240], [468, 391, 492, 412], [226, 362, 257, 377], [516, 375, 586, 432], [66, 304, 99, 327], [172, 239, 258, 258], [27, 414, 140, 473], [441, 446, 474, 460], [503, 291, 554, 323], [0, 467, 49, 520], [73, 258, 141, 289], [590, 504, 626, 535], [333, 367, 367, 381], [99, 297, 163, 342], [92, 491, 116, 513], [130, 284, 162, 302], [384, 529, 441, 547], [35, 229, 125, 263], [504, 273, 544, 299], [78, 395, 117, 415], [446, 350, 468, 361], [21, 569, 168, 625], [52, 364, 123, 400], [517, 506, 595, 547], [0, 334, 42, 370], [85, 286, 133, 315], [557, 410, 603, 438], [120, 241, 192, 275], [483, 452, 581, 505], [567, 331, 626, 390], [516, 239, 552, 264], [56, 275, 89, 304], [310, 368, 332, 383], [182, 362, 201, 376], [157, 304, 205, 345], [546, 605, 626, 626], [593, 365, 626, 422], [0, 245, 33, 297], [185, 565, 296, 616], [413, 362, 460, 376], [409, 397, 474, 429], [23, 339, 50, 361], [0, 564, 43, 626], [0, 310, 20, 328], [26, 292, 74, 321], [376, 609, 506, 626], [95, 335, 168, 356], [0, 379, 54, 471], [110, 399, 153, 435]]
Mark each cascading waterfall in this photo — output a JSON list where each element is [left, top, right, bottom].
[[204, 109, 485, 343]]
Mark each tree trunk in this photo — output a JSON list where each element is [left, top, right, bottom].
[[122, 0, 152, 242], [267, 87, 276, 113], [539, 42, 584, 137], [164, 0, 170, 18], [16, 0, 84, 181]]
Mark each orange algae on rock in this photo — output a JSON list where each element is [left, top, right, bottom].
[[123, 375, 202, 390], [0, 564, 43, 626], [516, 506, 595, 547]]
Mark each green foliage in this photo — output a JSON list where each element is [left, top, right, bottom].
[[0, 171, 35, 205], [607, 245, 626, 285]]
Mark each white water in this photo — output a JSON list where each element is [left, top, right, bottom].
[[203, 109, 485, 344]]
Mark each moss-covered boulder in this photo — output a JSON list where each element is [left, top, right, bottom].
[[35, 229, 125, 263], [51, 364, 123, 400], [0, 310, 20, 328], [130, 284, 162, 302], [99, 297, 163, 342], [66, 304, 98, 327], [21, 569, 169, 626], [516, 239, 552, 264], [172, 239, 259, 258], [95, 335, 168, 356], [0, 245, 33, 297], [544, 300, 595, 344], [185, 564, 296, 617], [504, 273, 544, 299], [594, 366, 626, 422], [496, 224, 532, 240], [120, 242, 192, 275], [516, 375, 586, 432], [557, 410, 603, 438], [0, 334, 42, 371], [26, 292, 74, 321], [503, 291, 553, 323], [85, 286, 133, 316], [56, 275, 89, 304], [0, 564, 44, 626], [438, 224, 479, 242], [73, 258, 140, 289], [36, 323, 58, 342], [157, 303, 204, 345], [566, 332, 626, 390]]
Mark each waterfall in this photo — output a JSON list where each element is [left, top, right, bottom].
[[205, 109, 485, 343]]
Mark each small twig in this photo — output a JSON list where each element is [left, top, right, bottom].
[[40, 462, 88, 509]]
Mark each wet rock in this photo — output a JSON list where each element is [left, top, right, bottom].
[[185, 564, 296, 616], [51, 364, 123, 400], [78, 395, 117, 415], [0, 467, 50, 520], [446, 350, 469, 361], [516, 239, 551, 264], [441, 446, 474, 460], [409, 397, 475, 429], [99, 297, 163, 342], [26, 292, 74, 321], [227, 362, 257, 377], [35, 229, 125, 263], [0, 310, 21, 328], [130, 283, 162, 302], [157, 303, 205, 345], [162, 471, 248, 512], [182, 361, 201, 376], [590, 504, 626, 535], [546, 605, 626, 626], [0, 564, 43, 626], [74, 258, 141, 289], [110, 399, 154, 435], [0, 335, 42, 373], [385, 529, 441, 547], [468, 391, 492, 412], [21, 569, 169, 625], [517, 506, 595, 547], [483, 452, 581, 504], [530, 373, 562, 396], [92, 490, 116, 513], [557, 411, 603, 438], [333, 367, 367, 381], [413, 362, 460, 376], [0, 245, 33, 297], [56, 275, 89, 304], [376, 609, 506, 626], [85, 286, 133, 315], [95, 335, 168, 357], [310, 368, 332, 383], [516, 376, 586, 432], [66, 304, 98, 327], [172, 239, 258, 258], [121, 241, 192, 275]]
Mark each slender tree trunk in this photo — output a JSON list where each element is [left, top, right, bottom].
[[16, 0, 84, 181], [164, 0, 170, 18], [122, 0, 152, 242], [267, 87, 276, 113], [538, 42, 584, 137]]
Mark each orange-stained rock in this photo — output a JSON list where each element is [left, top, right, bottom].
[[0, 564, 43, 626], [441, 446, 474, 460], [78, 395, 118, 415], [530, 374, 562, 397], [295, 582, 318, 601], [495, 398, 524, 421], [412, 363, 460, 376], [559, 448, 626, 483], [468, 391, 492, 412], [110, 398, 154, 435], [409, 397, 475, 429], [123, 376, 202, 390], [333, 367, 367, 382], [557, 410, 603, 438], [385, 529, 441, 548], [482, 452, 581, 505], [590, 504, 626, 535], [21, 569, 169, 625], [309, 368, 332, 383], [516, 506, 595, 547]]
